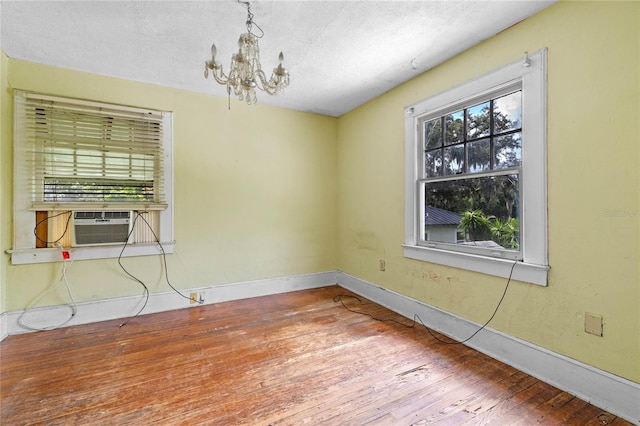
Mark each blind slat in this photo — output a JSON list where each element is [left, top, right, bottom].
[[28, 139, 164, 152], [21, 97, 164, 120]]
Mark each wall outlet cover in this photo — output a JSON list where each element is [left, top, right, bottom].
[[585, 312, 603, 336]]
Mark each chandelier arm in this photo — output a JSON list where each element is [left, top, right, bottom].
[[257, 68, 288, 95], [254, 69, 269, 90], [211, 66, 230, 86]]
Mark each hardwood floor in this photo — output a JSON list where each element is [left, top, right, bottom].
[[0, 285, 630, 425]]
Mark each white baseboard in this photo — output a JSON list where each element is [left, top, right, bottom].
[[337, 271, 640, 426], [3, 270, 338, 337], [0, 312, 7, 341]]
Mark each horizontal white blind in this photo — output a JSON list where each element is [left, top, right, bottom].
[[15, 91, 167, 211]]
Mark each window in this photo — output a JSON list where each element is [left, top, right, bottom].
[[11, 91, 174, 264], [404, 50, 548, 285], [422, 89, 522, 258]]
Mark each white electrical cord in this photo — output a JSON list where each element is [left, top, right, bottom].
[[18, 244, 79, 331]]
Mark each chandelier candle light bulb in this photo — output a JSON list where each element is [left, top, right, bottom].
[[204, 0, 290, 105]]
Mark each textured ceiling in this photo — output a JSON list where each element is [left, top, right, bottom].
[[1, 0, 555, 116]]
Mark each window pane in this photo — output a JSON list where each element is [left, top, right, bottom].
[[467, 138, 490, 173], [493, 91, 522, 134], [106, 152, 130, 178], [444, 110, 464, 145], [131, 154, 155, 180], [424, 118, 442, 150], [44, 178, 155, 202], [425, 150, 442, 177], [424, 173, 520, 249], [45, 147, 74, 177], [443, 144, 464, 175], [494, 133, 522, 169], [466, 101, 490, 140], [76, 149, 103, 177]]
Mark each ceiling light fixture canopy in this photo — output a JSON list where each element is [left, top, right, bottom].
[[204, 0, 290, 105]]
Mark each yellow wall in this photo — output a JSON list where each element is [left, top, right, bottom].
[[338, 1, 639, 382], [1, 59, 338, 309], [2, 0, 638, 385]]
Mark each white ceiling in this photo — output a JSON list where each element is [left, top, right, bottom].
[[1, 0, 555, 117]]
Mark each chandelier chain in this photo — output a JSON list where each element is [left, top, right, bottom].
[[240, 0, 264, 38]]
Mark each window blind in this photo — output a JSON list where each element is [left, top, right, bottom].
[[15, 91, 167, 211]]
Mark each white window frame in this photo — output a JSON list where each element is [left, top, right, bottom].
[[403, 49, 548, 286], [9, 91, 174, 265]]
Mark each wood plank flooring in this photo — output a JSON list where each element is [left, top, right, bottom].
[[0, 285, 631, 425]]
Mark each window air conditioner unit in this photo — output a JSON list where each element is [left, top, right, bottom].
[[72, 211, 132, 247]]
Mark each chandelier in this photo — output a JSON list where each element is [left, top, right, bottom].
[[204, 0, 290, 105]]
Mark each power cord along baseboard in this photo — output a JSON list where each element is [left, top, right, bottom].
[[334, 260, 518, 345]]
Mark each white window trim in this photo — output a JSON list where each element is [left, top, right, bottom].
[[403, 49, 548, 286], [9, 92, 175, 265]]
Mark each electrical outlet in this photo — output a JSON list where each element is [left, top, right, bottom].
[[379, 259, 386, 272], [190, 293, 198, 304], [585, 312, 603, 336]]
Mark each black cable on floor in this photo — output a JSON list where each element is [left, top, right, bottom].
[[334, 259, 518, 345]]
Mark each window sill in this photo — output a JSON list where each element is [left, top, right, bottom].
[[402, 244, 548, 286], [7, 242, 175, 265]]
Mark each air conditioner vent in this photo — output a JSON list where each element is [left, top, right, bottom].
[[72, 211, 132, 247], [74, 211, 131, 220]]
